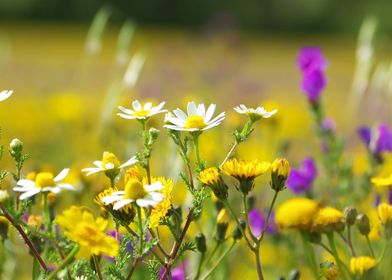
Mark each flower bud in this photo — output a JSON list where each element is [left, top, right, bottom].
[[195, 233, 207, 253], [271, 158, 290, 191], [216, 209, 229, 242], [344, 207, 357, 226], [356, 213, 370, 236], [231, 219, 246, 240], [149, 127, 160, 142], [0, 216, 9, 240], [198, 167, 228, 200], [10, 138, 23, 154]]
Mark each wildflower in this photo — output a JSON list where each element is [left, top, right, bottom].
[[95, 187, 135, 225], [102, 179, 164, 209], [221, 158, 270, 195], [358, 123, 392, 161], [233, 104, 277, 122], [195, 233, 207, 253], [349, 256, 376, 276], [248, 208, 278, 236], [0, 90, 12, 102], [0, 190, 9, 203], [117, 100, 167, 120], [377, 203, 392, 225], [275, 197, 319, 230], [287, 157, 317, 194], [343, 207, 358, 226], [270, 158, 290, 192], [297, 47, 327, 104], [56, 206, 119, 259], [147, 177, 173, 228], [297, 47, 327, 72], [311, 207, 345, 232], [356, 213, 371, 236], [164, 102, 225, 132], [198, 167, 228, 200], [371, 173, 392, 189], [13, 169, 74, 200], [82, 152, 137, 177], [124, 166, 143, 182]]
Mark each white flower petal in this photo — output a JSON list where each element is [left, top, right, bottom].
[[113, 199, 133, 210], [119, 156, 138, 168], [13, 185, 34, 192], [173, 108, 188, 121], [19, 188, 41, 200], [117, 113, 137, 120], [118, 106, 134, 115], [0, 90, 13, 102], [132, 100, 142, 111], [54, 168, 69, 182], [136, 198, 155, 207], [102, 195, 124, 204], [197, 104, 206, 117], [144, 102, 152, 110], [149, 192, 165, 201], [16, 179, 35, 188], [145, 181, 164, 192], [57, 183, 75, 191], [187, 102, 198, 116], [205, 104, 216, 123]]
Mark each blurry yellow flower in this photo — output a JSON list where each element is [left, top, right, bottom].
[[377, 203, 392, 225], [221, 158, 270, 194], [48, 93, 83, 122], [312, 207, 345, 232], [271, 158, 290, 191], [349, 256, 376, 276], [124, 166, 144, 183], [147, 177, 173, 228], [276, 198, 319, 230], [28, 215, 43, 228], [371, 174, 392, 189], [56, 206, 119, 259], [217, 208, 229, 224]]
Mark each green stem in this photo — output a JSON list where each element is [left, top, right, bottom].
[[258, 191, 279, 241], [43, 193, 51, 234], [126, 257, 139, 280], [347, 225, 356, 257], [200, 240, 236, 280], [136, 205, 144, 255], [300, 231, 318, 279], [194, 252, 205, 280], [204, 241, 220, 267], [192, 133, 202, 169], [365, 236, 375, 258], [124, 224, 138, 237], [222, 200, 253, 249], [93, 255, 103, 280], [327, 232, 347, 279], [254, 243, 264, 280], [148, 228, 169, 258], [242, 194, 257, 242], [47, 245, 79, 280], [220, 142, 238, 168]]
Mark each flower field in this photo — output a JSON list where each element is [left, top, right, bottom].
[[0, 15, 392, 279]]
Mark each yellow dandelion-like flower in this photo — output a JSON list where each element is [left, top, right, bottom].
[[124, 166, 144, 183], [146, 177, 173, 228], [221, 159, 270, 195], [56, 206, 119, 259], [312, 207, 345, 232], [198, 167, 228, 200], [377, 203, 392, 225], [276, 198, 319, 230], [350, 256, 376, 276]]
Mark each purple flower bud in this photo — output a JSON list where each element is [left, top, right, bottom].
[[287, 157, 317, 194], [358, 123, 392, 159], [321, 117, 336, 133], [301, 69, 326, 103], [297, 47, 328, 72]]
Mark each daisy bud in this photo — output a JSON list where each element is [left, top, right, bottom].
[[195, 233, 207, 253], [271, 158, 290, 192], [149, 127, 160, 142], [0, 216, 9, 240], [344, 207, 357, 226], [356, 213, 370, 236], [9, 138, 23, 159]]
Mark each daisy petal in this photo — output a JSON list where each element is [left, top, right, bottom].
[[54, 168, 70, 182], [113, 199, 133, 210], [19, 188, 41, 200]]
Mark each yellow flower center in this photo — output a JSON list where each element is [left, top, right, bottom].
[[133, 109, 150, 117], [74, 223, 102, 246], [35, 172, 55, 188], [124, 179, 147, 200], [102, 153, 120, 170], [185, 115, 206, 129]]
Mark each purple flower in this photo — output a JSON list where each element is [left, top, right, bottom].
[[160, 261, 188, 280], [287, 157, 317, 194], [358, 123, 392, 158], [321, 117, 336, 133], [248, 208, 278, 236], [297, 47, 327, 72], [374, 190, 392, 207], [301, 69, 326, 103]]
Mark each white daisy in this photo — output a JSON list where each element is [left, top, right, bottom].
[[0, 90, 13, 102], [102, 179, 165, 209], [82, 152, 138, 176], [164, 101, 225, 132], [0, 190, 9, 202], [234, 104, 277, 121], [13, 169, 74, 200], [117, 100, 167, 120]]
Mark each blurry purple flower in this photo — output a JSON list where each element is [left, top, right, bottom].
[[301, 69, 326, 103], [297, 47, 327, 72], [358, 123, 392, 158], [287, 157, 317, 194], [160, 261, 188, 280], [248, 208, 278, 236], [321, 117, 336, 133], [104, 230, 133, 262], [374, 191, 392, 207]]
